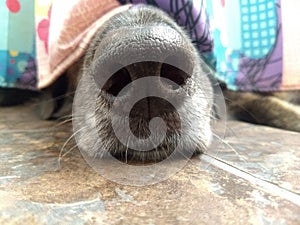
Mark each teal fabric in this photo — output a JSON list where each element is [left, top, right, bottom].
[[0, 1, 37, 89], [204, 0, 282, 91]]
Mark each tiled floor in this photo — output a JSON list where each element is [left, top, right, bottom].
[[0, 101, 299, 224]]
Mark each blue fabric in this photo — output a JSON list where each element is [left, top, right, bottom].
[[0, 1, 37, 89]]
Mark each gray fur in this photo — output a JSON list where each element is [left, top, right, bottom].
[[72, 5, 214, 161]]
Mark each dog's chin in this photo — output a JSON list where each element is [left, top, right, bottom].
[[98, 130, 202, 163], [92, 109, 209, 162]]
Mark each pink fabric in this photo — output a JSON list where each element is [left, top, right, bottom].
[[36, 0, 131, 89]]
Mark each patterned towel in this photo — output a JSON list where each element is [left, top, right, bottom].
[[0, 0, 299, 92]]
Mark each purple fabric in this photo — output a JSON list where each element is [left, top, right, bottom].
[[118, 0, 213, 53]]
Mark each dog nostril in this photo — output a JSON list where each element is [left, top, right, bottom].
[[160, 63, 189, 90], [102, 67, 132, 97]]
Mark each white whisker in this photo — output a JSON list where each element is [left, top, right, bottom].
[[58, 126, 87, 163]]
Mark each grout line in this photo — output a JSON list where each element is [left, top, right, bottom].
[[201, 153, 300, 207]]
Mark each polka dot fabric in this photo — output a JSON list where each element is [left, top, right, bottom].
[[6, 0, 21, 13], [0, 0, 37, 89]]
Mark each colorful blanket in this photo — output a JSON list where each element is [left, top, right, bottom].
[[0, 0, 299, 92]]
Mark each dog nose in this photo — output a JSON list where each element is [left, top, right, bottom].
[[91, 25, 196, 122], [102, 61, 190, 97], [92, 25, 195, 94], [102, 60, 189, 124], [98, 25, 195, 96]]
